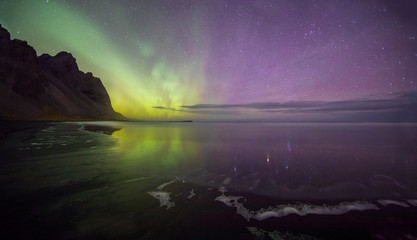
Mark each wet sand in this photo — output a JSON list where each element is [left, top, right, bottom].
[[1, 121, 417, 239]]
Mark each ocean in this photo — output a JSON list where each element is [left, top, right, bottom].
[[1, 121, 417, 239]]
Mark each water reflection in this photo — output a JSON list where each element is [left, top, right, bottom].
[[110, 124, 201, 176], [2, 122, 417, 239], [106, 123, 417, 200]]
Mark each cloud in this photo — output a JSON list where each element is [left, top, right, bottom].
[[152, 106, 240, 115], [180, 102, 322, 110], [181, 91, 417, 111], [179, 91, 417, 122], [152, 106, 177, 111]]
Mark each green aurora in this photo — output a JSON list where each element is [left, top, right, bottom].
[[0, 1, 208, 120], [2, 0, 417, 122]]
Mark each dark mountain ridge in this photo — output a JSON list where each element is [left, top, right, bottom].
[[0, 24, 125, 121]]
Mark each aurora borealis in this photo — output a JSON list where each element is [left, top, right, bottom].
[[1, 0, 417, 121]]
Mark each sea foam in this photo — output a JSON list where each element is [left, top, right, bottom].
[[148, 180, 176, 209], [215, 186, 379, 221]]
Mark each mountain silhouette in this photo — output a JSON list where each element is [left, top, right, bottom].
[[0, 24, 125, 121]]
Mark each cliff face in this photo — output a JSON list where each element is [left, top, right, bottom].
[[0, 24, 125, 121]]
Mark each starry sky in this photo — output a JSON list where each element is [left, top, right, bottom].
[[1, 0, 417, 121]]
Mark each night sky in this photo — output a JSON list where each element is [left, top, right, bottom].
[[1, 0, 417, 121]]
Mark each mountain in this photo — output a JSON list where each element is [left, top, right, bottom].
[[0, 24, 125, 121]]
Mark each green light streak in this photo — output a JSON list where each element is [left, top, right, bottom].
[[0, 1, 207, 119]]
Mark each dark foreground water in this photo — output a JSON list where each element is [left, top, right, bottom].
[[1, 121, 417, 240]]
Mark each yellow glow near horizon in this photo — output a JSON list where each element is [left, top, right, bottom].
[[0, 1, 207, 120]]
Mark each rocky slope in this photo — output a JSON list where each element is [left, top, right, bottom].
[[0, 24, 125, 120]]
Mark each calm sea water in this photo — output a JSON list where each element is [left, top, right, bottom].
[[1, 122, 417, 239]]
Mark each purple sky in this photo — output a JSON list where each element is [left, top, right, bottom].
[[2, 0, 417, 121], [202, 0, 417, 104]]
